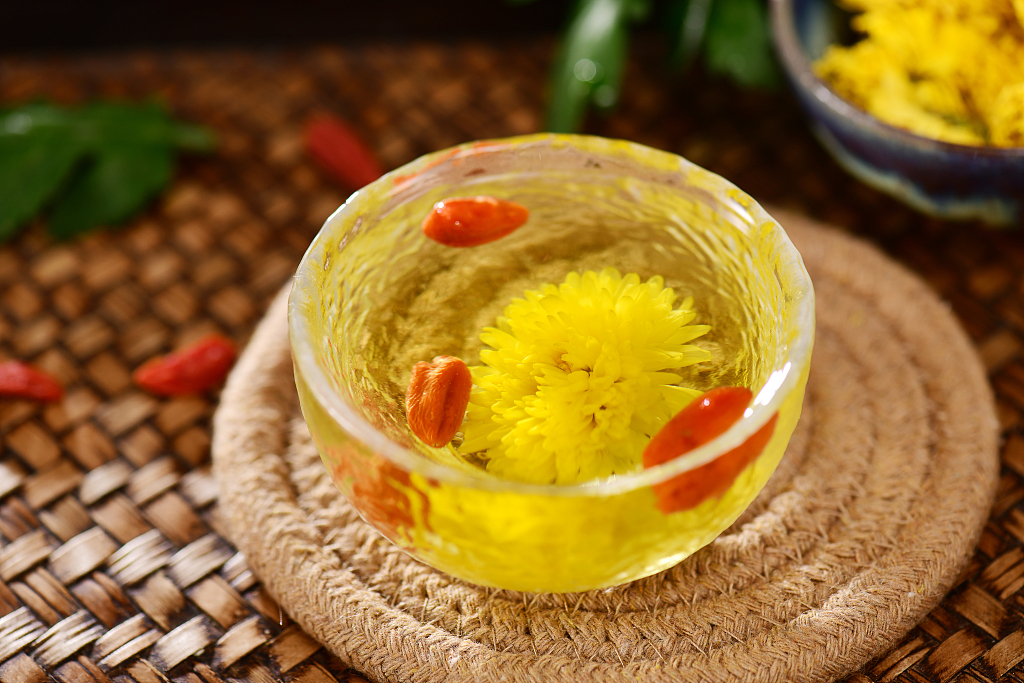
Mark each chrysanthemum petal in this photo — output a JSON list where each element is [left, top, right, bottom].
[[462, 269, 711, 484]]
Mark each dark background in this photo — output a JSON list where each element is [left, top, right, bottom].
[[1, 1, 571, 52]]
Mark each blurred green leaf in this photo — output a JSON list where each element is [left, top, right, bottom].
[[665, 0, 715, 70], [0, 100, 215, 242], [624, 0, 651, 21], [48, 145, 174, 239], [77, 101, 216, 151], [703, 0, 780, 88], [547, 0, 651, 132], [171, 122, 217, 151], [0, 108, 84, 240]]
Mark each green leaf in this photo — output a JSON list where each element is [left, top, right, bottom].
[[76, 101, 180, 147], [0, 103, 72, 129], [171, 122, 217, 152], [624, 0, 652, 22], [546, 0, 639, 133], [0, 100, 216, 242], [48, 145, 174, 239], [0, 114, 84, 240], [77, 100, 217, 151], [703, 0, 780, 89], [665, 0, 715, 70]]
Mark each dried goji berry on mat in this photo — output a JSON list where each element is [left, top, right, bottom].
[[134, 334, 237, 396], [643, 386, 778, 514], [406, 355, 473, 448], [304, 114, 384, 190], [421, 196, 529, 247], [0, 361, 62, 402]]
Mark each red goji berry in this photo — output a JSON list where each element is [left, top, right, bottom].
[[421, 196, 529, 247], [0, 361, 62, 402], [304, 114, 384, 190], [133, 334, 237, 396], [643, 386, 778, 514], [406, 355, 473, 447]]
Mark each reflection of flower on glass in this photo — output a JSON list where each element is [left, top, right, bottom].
[[460, 267, 711, 485]]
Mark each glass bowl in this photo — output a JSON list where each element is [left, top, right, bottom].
[[288, 134, 815, 593], [770, 0, 1024, 226]]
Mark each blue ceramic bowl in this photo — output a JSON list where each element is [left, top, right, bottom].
[[770, 0, 1024, 226]]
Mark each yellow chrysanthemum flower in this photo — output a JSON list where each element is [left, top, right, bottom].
[[815, 0, 1024, 147], [990, 83, 1024, 147], [459, 267, 711, 485]]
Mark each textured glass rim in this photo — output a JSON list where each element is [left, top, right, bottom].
[[289, 133, 816, 497], [769, 0, 1024, 159]]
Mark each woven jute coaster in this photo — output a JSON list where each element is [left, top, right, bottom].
[[212, 210, 999, 683]]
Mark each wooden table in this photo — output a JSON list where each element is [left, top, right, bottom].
[[1, 41, 1022, 683]]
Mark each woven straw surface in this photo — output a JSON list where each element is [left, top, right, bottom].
[[0, 42, 1023, 683], [212, 212, 999, 683]]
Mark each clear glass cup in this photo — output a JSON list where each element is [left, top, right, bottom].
[[289, 134, 815, 593]]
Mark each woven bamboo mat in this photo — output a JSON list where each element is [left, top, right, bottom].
[[0, 41, 1023, 683]]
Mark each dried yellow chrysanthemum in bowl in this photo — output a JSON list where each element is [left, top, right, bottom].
[[772, 0, 1024, 223], [813, 0, 1024, 147]]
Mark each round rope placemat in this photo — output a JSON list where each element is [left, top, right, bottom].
[[212, 210, 999, 683]]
